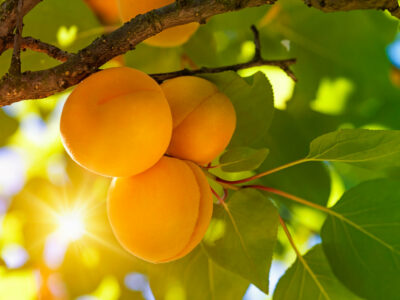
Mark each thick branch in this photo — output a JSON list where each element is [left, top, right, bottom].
[[0, 35, 73, 62], [0, 0, 276, 106], [0, 0, 42, 39], [304, 0, 400, 19]]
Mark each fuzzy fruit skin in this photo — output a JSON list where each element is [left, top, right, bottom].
[[161, 76, 237, 165], [107, 156, 213, 263], [118, 0, 199, 47], [60, 67, 172, 178]]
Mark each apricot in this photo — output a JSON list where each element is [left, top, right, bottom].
[[84, 0, 120, 24], [60, 67, 172, 178], [161, 76, 237, 165], [107, 156, 213, 263], [118, 0, 199, 47]]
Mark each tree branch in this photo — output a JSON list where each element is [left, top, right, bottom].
[[0, 0, 399, 106], [0, 35, 73, 62], [304, 0, 400, 19], [0, 0, 42, 39], [0, 0, 276, 106], [151, 25, 297, 82]]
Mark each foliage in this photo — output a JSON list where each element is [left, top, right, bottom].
[[0, 0, 400, 299]]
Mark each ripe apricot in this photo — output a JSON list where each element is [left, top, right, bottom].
[[60, 67, 172, 178], [161, 76, 237, 165], [118, 0, 199, 47], [84, 0, 120, 24], [107, 156, 213, 263]]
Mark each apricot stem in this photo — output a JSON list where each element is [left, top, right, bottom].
[[214, 159, 307, 185], [245, 185, 332, 214], [210, 187, 227, 204]]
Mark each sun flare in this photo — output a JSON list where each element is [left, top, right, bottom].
[[55, 211, 86, 242]]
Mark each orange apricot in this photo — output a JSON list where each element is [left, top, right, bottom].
[[118, 0, 199, 47], [84, 0, 120, 24], [107, 156, 213, 263], [161, 76, 237, 165], [60, 67, 172, 178]]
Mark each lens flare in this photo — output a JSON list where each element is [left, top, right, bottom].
[[55, 211, 85, 242]]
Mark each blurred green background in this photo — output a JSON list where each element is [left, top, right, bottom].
[[0, 0, 399, 299]]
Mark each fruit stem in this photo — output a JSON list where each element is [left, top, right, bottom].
[[214, 159, 307, 185], [244, 184, 332, 214], [211, 187, 227, 204]]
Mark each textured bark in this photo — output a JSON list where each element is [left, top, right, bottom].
[[0, 0, 399, 106], [304, 0, 399, 14], [0, 0, 276, 106], [0, 0, 42, 38]]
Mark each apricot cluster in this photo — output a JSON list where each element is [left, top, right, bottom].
[[60, 67, 236, 263], [118, 0, 199, 47]]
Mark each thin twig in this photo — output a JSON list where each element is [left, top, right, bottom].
[[0, 35, 73, 62], [151, 26, 297, 82], [211, 187, 228, 204], [151, 58, 297, 82], [9, 0, 23, 75], [251, 25, 262, 60]]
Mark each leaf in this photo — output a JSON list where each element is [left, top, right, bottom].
[[145, 247, 249, 300], [307, 129, 400, 172], [202, 71, 275, 148], [255, 110, 331, 206], [219, 147, 269, 172], [276, 1, 400, 128], [0, 109, 18, 146], [274, 245, 361, 300], [203, 189, 279, 293], [321, 179, 400, 299]]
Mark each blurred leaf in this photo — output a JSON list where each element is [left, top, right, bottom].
[[0, 110, 18, 146], [125, 45, 183, 74], [183, 26, 218, 66], [274, 245, 360, 300], [256, 110, 331, 206], [307, 129, 400, 174], [321, 179, 400, 299], [0, 268, 38, 300], [203, 189, 278, 293], [145, 248, 249, 300], [219, 147, 269, 172], [275, 0, 400, 128], [203, 71, 274, 148], [203, 6, 269, 66]]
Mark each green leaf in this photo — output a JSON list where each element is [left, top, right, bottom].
[[219, 147, 269, 172], [321, 179, 400, 299], [255, 110, 331, 206], [307, 129, 400, 172], [274, 245, 360, 300], [276, 1, 400, 128], [0, 109, 18, 146], [203, 189, 279, 293], [202, 71, 275, 148], [145, 248, 249, 300]]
